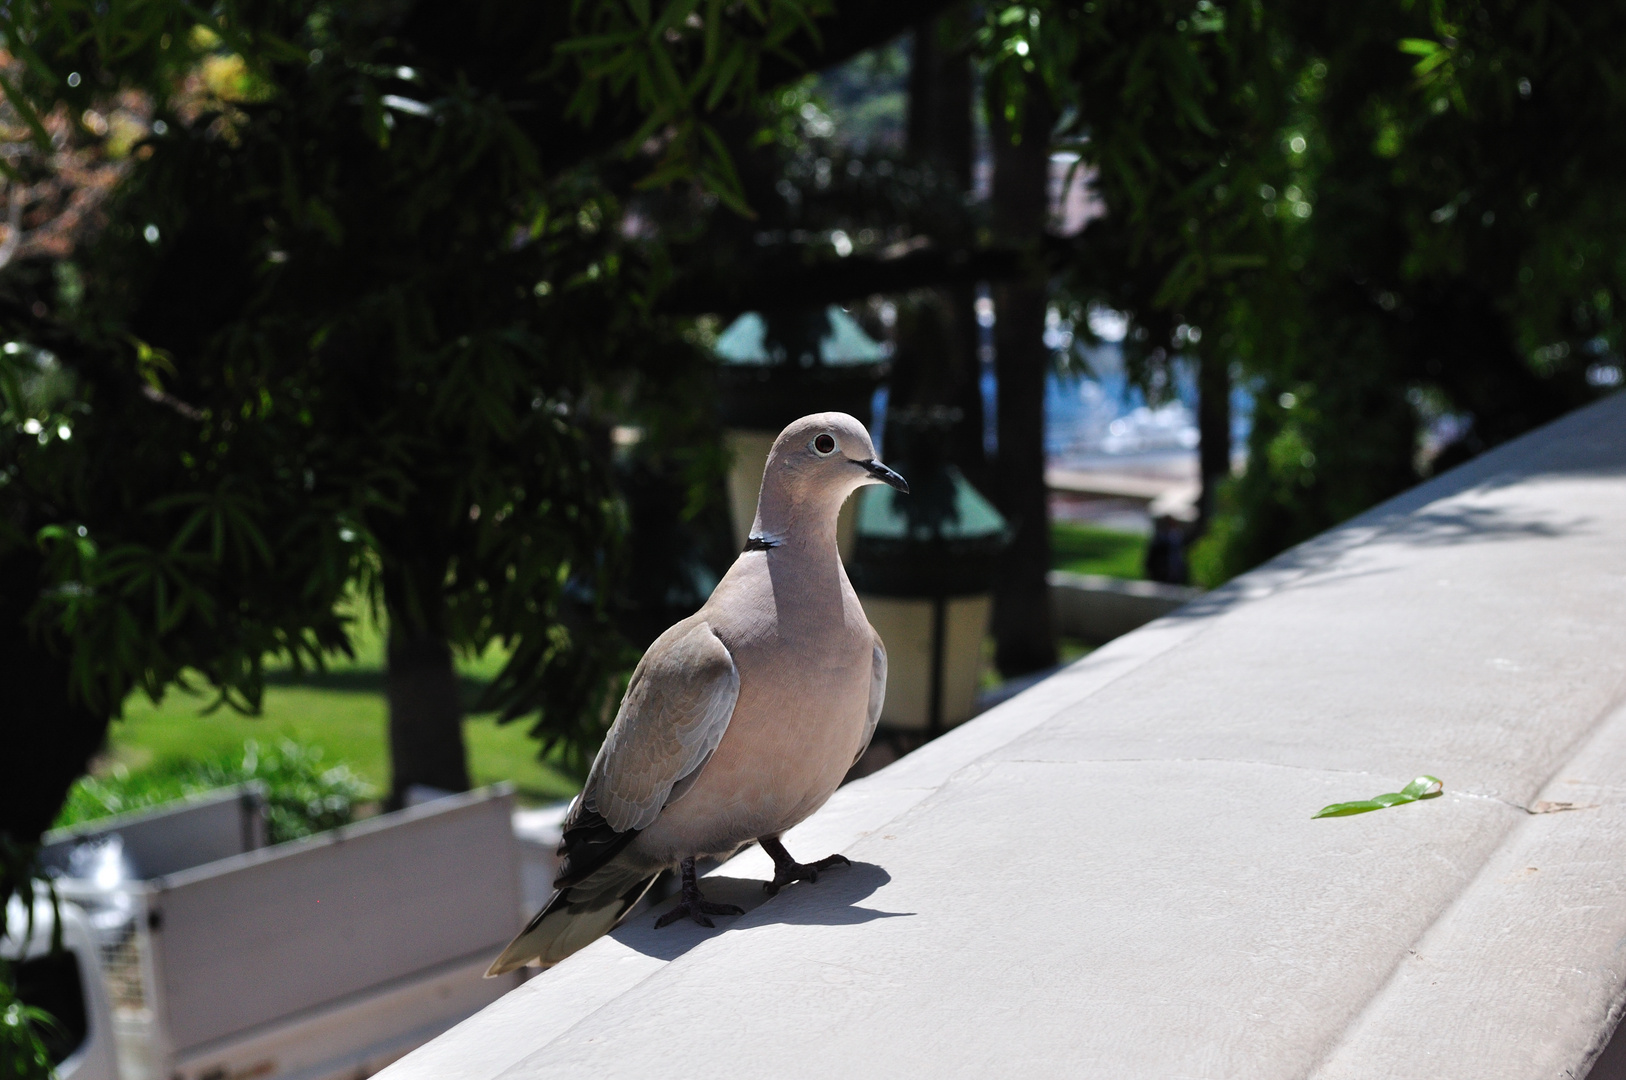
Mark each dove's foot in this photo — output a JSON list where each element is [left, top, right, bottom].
[[758, 834, 850, 897], [654, 856, 744, 929]]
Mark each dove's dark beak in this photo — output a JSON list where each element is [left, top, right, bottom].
[[859, 458, 909, 493]]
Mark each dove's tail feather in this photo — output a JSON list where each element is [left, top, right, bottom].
[[488, 778, 665, 976], [485, 869, 659, 976]]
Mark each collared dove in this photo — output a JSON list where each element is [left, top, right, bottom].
[[487, 412, 907, 975]]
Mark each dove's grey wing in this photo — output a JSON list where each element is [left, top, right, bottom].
[[585, 618, 740, 833], [486, 618, 738, 976], [853, 630, 887, 767]]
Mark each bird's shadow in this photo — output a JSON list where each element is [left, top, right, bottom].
[[611, 861, 911, 964]]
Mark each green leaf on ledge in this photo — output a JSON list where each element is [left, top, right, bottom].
[[1314, 775, 1443, 818]]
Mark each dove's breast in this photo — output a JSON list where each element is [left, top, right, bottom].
[[632, 549, 876, 862]]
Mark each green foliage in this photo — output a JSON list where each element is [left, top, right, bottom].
[[0, 323, 363, 719], [55, 739, 372, 844], [1, 0, 848, 796], [1189, 344, 1419, 586], [0, 974, 56, 1080], [1042, 0, 1619, 581], [1314, 775, 1443, 818], [1048, 0, 1290, 313], [813, 39, 908, 151], [558, 0, 835, 213]]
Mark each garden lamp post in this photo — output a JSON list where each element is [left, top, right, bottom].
[[848, 408, 1010, 736]]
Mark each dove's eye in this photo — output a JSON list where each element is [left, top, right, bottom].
[[812, 433, 837, 455]]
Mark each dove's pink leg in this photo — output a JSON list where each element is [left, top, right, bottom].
[[758, 834, 850, 896]]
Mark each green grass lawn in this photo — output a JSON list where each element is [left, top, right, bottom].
[[1050, 521, 1148, 579], [109, 684, 578, 806], [98, 602, 578, 809]]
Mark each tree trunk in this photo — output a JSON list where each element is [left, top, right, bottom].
[[947, 280, 989, 485], [989, 72, 1058, 677], [383, 569, 470, 809], [990, 279, 1057, 675], [908, 9, 974, 190], [904, 8, 986, 481], [1, 551, 111, 894], [1197, 354, 1233, 529]]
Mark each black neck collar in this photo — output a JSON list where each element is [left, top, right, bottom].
[[742, 535, 781, 552]]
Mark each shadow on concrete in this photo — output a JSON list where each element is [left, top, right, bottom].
[[1588, 1015, 1626, 1080], [1178, 396, 1626, 621], [1375, 503, 1584, 546], [614, 862, 911, 964], [1161, 497, 1593, 626]]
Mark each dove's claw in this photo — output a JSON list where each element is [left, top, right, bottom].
[[655, 905, 706, 929], [759, 836, 850, 896], [655, 857, 743, 929]]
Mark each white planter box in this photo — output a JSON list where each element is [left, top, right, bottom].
[[37, 787, 523, 1080]]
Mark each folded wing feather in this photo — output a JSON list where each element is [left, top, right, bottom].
[[586, 618, 740, 833], [853, 632, 886, 767]]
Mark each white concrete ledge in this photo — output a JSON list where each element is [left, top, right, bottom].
[[380, 392, 1626, 1080]]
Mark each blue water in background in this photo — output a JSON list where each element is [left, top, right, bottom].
[[874, 340, 1253, 469]]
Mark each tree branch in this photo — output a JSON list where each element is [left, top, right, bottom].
[[0, 187, 26, 271], [398, 0, 959, 179], [659, 234, 1081, 315]]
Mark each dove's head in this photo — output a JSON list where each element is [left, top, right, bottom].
[[749, 412, 908, 547]]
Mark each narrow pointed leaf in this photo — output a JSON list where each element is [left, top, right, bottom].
[[1314, 776, 1445, 818]]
